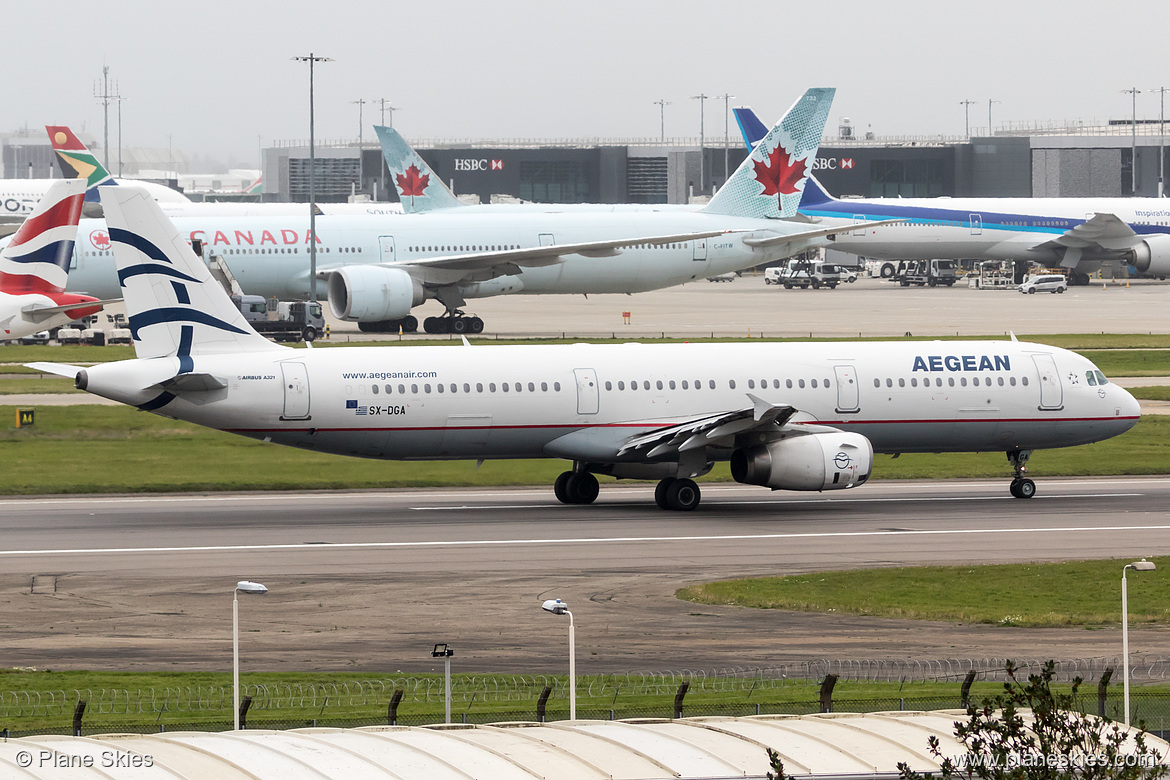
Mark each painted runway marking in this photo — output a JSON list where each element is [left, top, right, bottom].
[[3, 523, 1169, 558]]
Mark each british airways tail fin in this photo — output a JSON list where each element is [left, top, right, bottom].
[[46, 125, 116, 202], [733, 107, 769, 150], [0, 179, 86, 294], [375, 125, 464, 213], [101, 186, 279, 360], [703, 88, 834, 219]]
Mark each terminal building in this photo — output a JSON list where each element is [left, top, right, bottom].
[[261, 119, 1170, 206]]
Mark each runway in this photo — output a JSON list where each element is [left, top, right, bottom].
[[3, 477, 1168, 672]]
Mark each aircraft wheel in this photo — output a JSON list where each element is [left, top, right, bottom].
[[468, 317, 484, 334], [450, 317, 468, 334], [401, 315, 418, 333], [554, 471, 573, 504], [358, 321, 376, 333], [423, 317, 440, 333], [654, 478, 675, 510], [666, 478, 701, 511], [1015, 478, 1036, 499], [567, 472, 599, 504]]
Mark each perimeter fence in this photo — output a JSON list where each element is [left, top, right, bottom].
[[5, 656, 1170, 738]]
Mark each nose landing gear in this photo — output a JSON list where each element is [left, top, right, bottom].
[[1007, 450, 1035, 499]]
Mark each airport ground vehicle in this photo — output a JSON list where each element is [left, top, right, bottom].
[[892, 259, 958, 287], [1018, 274, 1068, 294], [771, 260, 844, 289], [231, 295, 325, 342]]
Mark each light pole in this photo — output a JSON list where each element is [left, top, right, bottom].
[[1122, 559, 1156, 727], [375, 98, 399, 128], [233, 580, 268, 731], [541, 599, 575, 720], [987, 99, 1001, 136], [1152, 88, 1168, 197], [653, 99, 671, 143], [432, 644, 454, 723], [718, 93, 735, 189], [351, 99, 366, 195], [961, 99, 977, 138], [1123, 87, 1142, 195], [292, 53, 333, 302], [690, 93, 708, 193]]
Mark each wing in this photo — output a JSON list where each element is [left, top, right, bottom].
[[616, 394, 803, 459], [318, 229, 746, 285], [1032, 212, 1146, 268]]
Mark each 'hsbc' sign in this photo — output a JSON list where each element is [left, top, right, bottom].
[[454, 158, 505, 172], [813, 157, 855, 171]]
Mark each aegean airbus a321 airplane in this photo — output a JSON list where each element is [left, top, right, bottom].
[[735, 107, 1170, 285], [55, 89, 889, 335], [29, 187, 1141, 509]]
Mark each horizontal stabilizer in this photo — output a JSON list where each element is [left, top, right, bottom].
[[21, 297, 121, 321], [742, 220, 898, 249], [24, 361, 83, 379], [161, 372, 228, 392]]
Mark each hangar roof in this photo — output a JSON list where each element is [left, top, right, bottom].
[[2, 711, 1164, 780]]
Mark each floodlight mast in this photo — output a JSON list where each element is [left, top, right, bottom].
[[432, 643, 454, 723], [1122, 559, 1156, 727], [541, 599, 575, 720]]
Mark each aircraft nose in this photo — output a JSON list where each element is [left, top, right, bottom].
[[1117, 385, 1142, 423]]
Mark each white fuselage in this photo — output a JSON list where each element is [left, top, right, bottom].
[[63, 210, 787, 301], [807, 195, 1170, 265], [0, 291, 79, 339], [83, 340, 1139, 465]]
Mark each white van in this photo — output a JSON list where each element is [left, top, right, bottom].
[[1018, 274, 1068, 294]]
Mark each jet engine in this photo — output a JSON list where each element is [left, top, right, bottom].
[[730, 432, 873, 491], [1129, 234, 1170, 277], [327, 266, 425, 322]]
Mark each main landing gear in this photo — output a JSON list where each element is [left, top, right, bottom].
[[1007, 449, 1036, 499], [423, 310, 485, 334], [654, 477, 701, 511], [553, 470, 599, 505]]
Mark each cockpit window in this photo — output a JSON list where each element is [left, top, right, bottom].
[[1086, 371, 1098, 386], [1095, 370, 1108, 385]]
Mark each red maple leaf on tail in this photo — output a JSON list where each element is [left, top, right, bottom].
[[395, 163, 430, 207], [752, 143, 807, 209]]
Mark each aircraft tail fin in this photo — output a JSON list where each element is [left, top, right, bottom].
[[375, 125, 464, 213], [733, 107, 770, 150], [799, 174, 835, 208], [101, 186, 279, 360], [46, 125, 117, 202], [703, 88, 834, 219], [0, 179, 86, 295]]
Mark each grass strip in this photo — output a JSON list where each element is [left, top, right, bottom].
[[677, 559, 1170, 627]]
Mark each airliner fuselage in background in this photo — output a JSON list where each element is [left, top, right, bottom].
[[31, 186, 1140, 511]]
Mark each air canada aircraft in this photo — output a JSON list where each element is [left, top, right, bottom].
[[29, 187, 1141, 509], [0, 179, 113, 340], [735, 107, 1170, 284], [56, 88, 890, 335]]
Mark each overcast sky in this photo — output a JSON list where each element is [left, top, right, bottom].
[[7, 0, 1170, 169]]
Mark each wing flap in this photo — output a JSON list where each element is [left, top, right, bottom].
[[1038, 212, 1140, 253], [616, 399, 801, 459]]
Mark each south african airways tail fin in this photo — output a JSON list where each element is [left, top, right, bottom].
[[46, 125, 116, 202], [702, 88, 833, 219], [101, 186, 278, 360], [375, 125, 464, 213], [733, 106, 837, 210]]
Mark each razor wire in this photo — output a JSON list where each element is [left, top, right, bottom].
[[3, 656, 1167, 718]]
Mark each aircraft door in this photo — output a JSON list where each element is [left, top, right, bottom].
[[693, 238, 707, 261], [573, 368, 599, 415], [970, 214, 983, 235], [1031, 354, 1064, 410], [379, 236, 396, 262], [833, 364, 860, 413], [852, 214, 867, 237], [280, 361, 311, 420], [539, 233, 555, 247]]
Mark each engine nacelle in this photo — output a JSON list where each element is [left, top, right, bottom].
[[327, 266, 424, 322], [1129, 234, 1170, 277], [730, 432, 873, 491]]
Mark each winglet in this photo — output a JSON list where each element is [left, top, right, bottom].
[[704, 88, 835, 220], [375, 125, 464, 213]]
